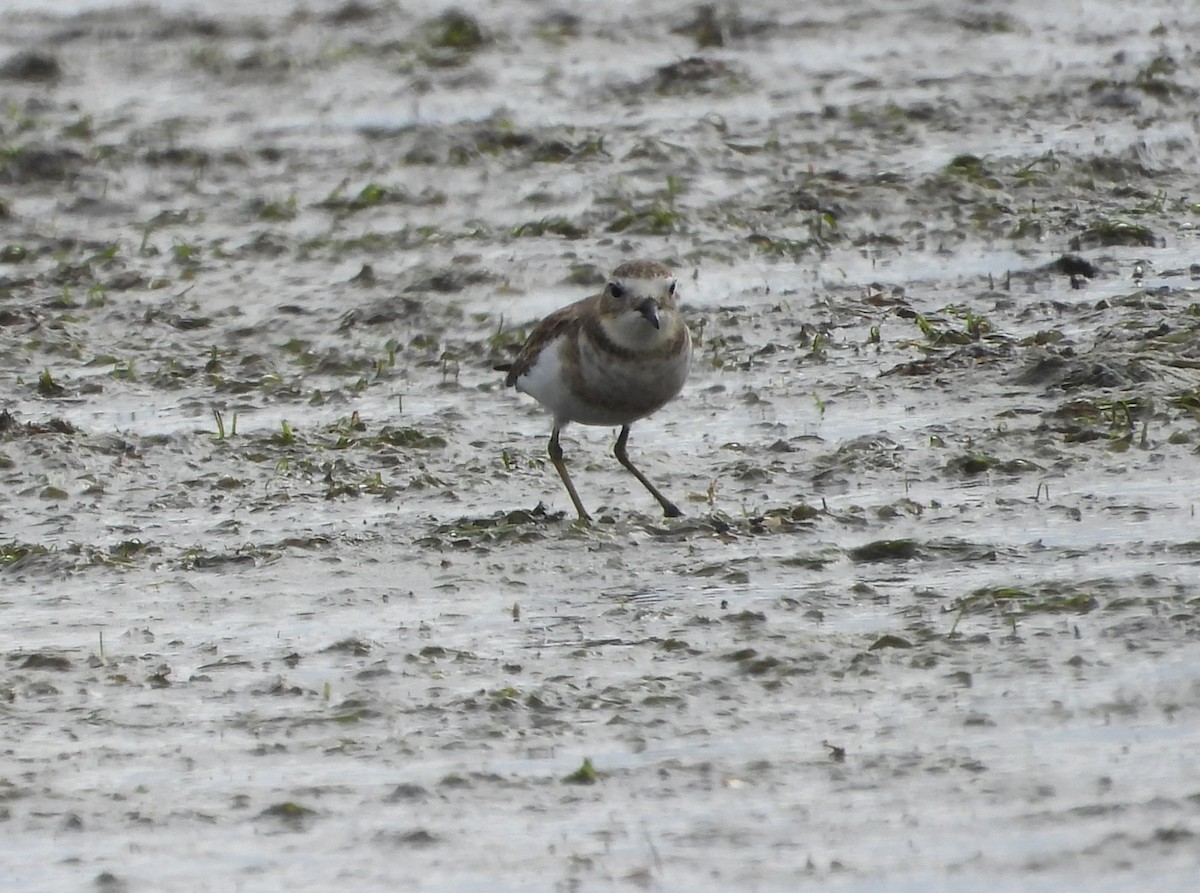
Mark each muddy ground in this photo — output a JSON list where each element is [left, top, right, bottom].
[[2, 0, 1200, 890]]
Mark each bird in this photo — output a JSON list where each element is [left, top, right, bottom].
[[501, 259, 692, 521]]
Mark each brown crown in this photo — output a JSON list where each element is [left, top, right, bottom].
[[610, 259, 673, 279]]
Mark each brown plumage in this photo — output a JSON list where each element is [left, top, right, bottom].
[[503, 260, 692, 520]]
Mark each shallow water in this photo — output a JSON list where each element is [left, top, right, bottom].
[[3, 0, 1200, 891]]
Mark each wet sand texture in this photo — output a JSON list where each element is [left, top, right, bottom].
[[2, 2, 1199, 891]]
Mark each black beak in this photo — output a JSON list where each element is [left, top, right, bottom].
[[636, 297, 661, 329]]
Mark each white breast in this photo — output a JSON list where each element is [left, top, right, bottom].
[[515, 327, 691, 428]]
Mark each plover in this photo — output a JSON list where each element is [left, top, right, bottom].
[[502, 259, 692, 521]]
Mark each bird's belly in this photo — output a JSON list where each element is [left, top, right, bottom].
[[516, 339, 690, 427]]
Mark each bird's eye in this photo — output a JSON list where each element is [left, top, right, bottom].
[[667, 280, 677, 296], [609, 282, 625, 299]]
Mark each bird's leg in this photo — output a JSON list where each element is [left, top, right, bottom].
[[548, 425, 591, 522], [614, 425, 682, 518]]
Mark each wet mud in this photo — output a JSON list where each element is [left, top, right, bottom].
[[2, 1, 1200, 891]]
